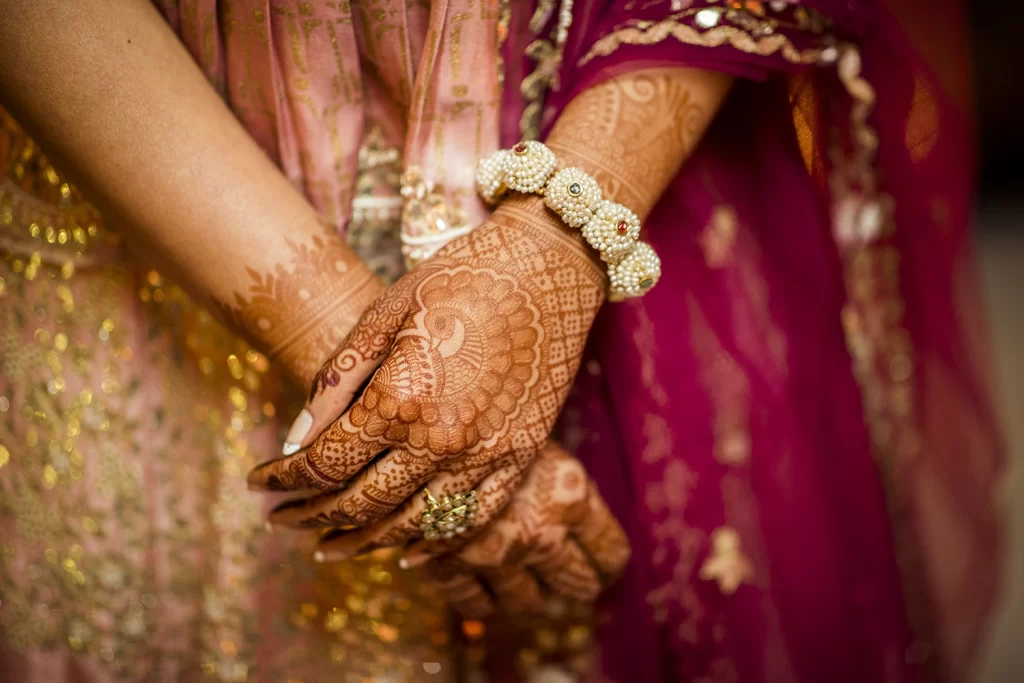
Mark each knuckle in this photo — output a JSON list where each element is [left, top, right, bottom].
[[578, 580, 601, 602]]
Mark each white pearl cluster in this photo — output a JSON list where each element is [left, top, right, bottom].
[[608, 242, 662, 301], [543, 168, 603, 228], [583, 200, 642, 263], [475, 149, 508, 205], [474, 140, 663, 300], [501, 140, 557, 193]]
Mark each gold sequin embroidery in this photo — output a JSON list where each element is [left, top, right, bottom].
[[578, 4, 833, 68], [699, 527, 754, 595]]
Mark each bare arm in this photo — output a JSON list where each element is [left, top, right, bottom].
[[0, 0, 381, 388]]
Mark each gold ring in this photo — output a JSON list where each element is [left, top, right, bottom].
[[420, 488, 478, 540]]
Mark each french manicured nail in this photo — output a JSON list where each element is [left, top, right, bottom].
[[316, 534, 378, 563], [401, 547, 433, 569], [313, 550, 326, 563], [282, 409, 313, 455], [263, 520, 274, 534]]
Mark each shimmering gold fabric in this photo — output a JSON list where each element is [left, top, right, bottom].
[[0, 111, 457, 681]]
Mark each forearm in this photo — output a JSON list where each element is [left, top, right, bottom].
[[0, 0, 380, 388], [546, 67, 733, 221]]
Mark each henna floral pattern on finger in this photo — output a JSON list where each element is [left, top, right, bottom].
[[307, 275, 417, 400]]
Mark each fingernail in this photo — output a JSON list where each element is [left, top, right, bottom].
[[313, 550, 326, 562], [282, 409, 313, 455], [401, 548, 433, 569], [318, 534, 381, 563], [264, 520, 273, 534]]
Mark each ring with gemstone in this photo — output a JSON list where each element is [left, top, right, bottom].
[[420, 488, 478, 540]]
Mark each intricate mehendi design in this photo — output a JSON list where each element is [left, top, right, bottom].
[[257, 69, 733, 568], [308, 275, 415, 400], [351, 265, 544, 455], [422, 443, 630, 616], [250, 197, 605, 499], [546, 67, 731, 219], [216, 233, 382, 388]]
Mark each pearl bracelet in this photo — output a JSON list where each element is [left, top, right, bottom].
[[475, 140, 662, 301]]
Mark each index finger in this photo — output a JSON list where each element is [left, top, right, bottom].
[[248, 407, 389, 491]]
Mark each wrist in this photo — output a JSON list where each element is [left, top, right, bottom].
[[486, 195, 607, 319], [277, 262, 384, 391], [476, 140, 661, 302], [492, 193, 605, 273]]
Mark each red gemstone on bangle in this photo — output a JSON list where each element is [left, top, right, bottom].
[[616, 221, 629, 235], [513, 143, 527, 154]]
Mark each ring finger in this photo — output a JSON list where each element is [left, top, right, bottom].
[[315, 460, 520, 563]]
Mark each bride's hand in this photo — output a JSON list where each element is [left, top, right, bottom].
[[248, 195, 606, 559], [413, 443, 629, 618]]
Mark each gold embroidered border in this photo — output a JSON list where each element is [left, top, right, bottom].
[[519, 0, 575, 140], [578, 18, 824, 67], [833, 44, 945, 683]]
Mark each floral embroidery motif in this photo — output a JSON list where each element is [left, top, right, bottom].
[[699, 527, 754, 595], [831, 44, 943, 676], [700, 205, 739, 268]]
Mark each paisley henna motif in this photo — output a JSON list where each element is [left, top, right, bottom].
[[352, 265, 545, 456]]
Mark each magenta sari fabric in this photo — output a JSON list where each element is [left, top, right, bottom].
[[499, 2, 1003, 683]]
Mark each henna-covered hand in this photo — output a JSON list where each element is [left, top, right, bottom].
[[249, 196, 607, 558], [411, 442, 630, 619], [250, 66, 730, 557]]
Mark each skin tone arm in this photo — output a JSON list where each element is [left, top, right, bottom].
[[250, 67, 734, 565], [0, 0, 382, 389]]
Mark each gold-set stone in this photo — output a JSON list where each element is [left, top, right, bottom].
[[501, 140, 557, 193], [474, 140, 662, 299], [420, 489, 479, 540], [583, 199, 642, 263], [544, 168, 602, 228]]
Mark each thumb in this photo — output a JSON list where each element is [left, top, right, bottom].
[[282, 286, 409, 454]]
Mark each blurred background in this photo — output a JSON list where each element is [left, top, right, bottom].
[[970, 3, 1023, 682]]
